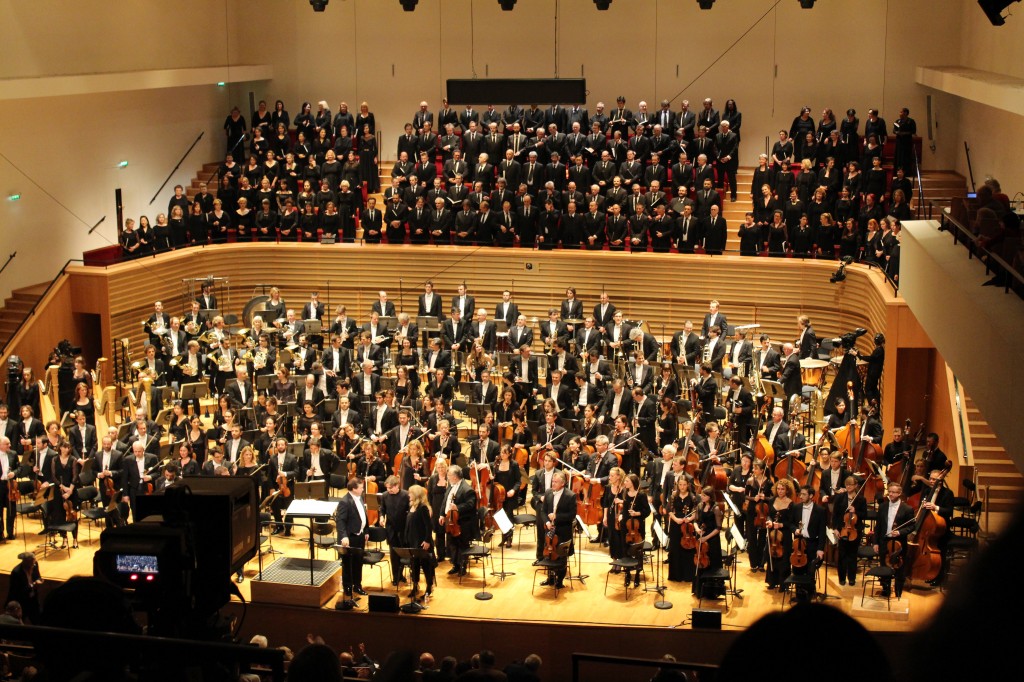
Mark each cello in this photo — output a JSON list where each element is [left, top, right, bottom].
[[849, 408, 882, 502], [908, 461, 951, 583]]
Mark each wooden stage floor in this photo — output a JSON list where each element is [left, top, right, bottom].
[[0, 510, 952, 633]]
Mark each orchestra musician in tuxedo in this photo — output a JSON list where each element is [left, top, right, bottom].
[[873, 481, 915, 598], [774, 419, 808, 478], [547, 339, 579, 385], [560, 288, 584, 324], [68, 410, 97, 460], [337, 477, 370, 597], [672, 322, 702, 367], [471, 369, 499, 408], [542, 370, 574, 418], [723, 327, 753, 380], [440, 465, 477, 576], [418, 281, 444, 320], [831, 475, 867, 586], [754, 334, 782, 381], [530, 453, 559, 562], [123, 441, 158, 522], [507, 314, 534, 350], [724, 376, 755, 445], [691, 363, 718, 425], [779, 343, 801, 415], [505, 344, 539, 406], [539, 471, 576, 589], [267, 437, 298, 535], [789, 485, 827, 592]]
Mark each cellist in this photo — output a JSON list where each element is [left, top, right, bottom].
[[832, 475, 867, 586], [918, 468, 955, 588], [873, 481, 915, 598]]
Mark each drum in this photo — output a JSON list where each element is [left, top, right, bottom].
[[800, 359, 829, 388]]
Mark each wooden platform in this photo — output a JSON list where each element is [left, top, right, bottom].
[[249, 556, 341, 608]]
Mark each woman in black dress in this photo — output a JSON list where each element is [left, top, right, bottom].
[[727, 452, 754, 541], [167, 205, 188, 248], [492, 444, 522, 547], [744, 458, 773, 572], [655, 395, 678, 448], [234, 197, 254, 240], [817, 108, 837, 144], [818, 156, 843, 202], [270, 99, 289, 132], [723, 99, 742, 141], [564, 436, 590, 476], [405, 484, 436, 600], [299, 203, 318, 242], [838, 218, 860, 261], [275, 177, 294, 214], [243, 155, 262, 187], [333, 125, 354, 161], [790, 215, 813, 258], [816, 213, 837, 260], [121, 218, 142, 258], [342, 151, 362, 190], [862, 134, 883, 169], [152, 213, 173, 252], [751, 156, 775, 203], [766, 210, 788, 257], [336, 178, 361, 242], [616, 473, 651, 588], [691, 485, 723, 597], [294, 102, 314, 144], [136, 215, 156, 255], [863, 156, 888, 202], [177, 442, 201, 478], [48, 440, 80, 549], [186, 200, 208, 245], [400, 441, 429, 491], [789, 108, 816, 160], [771, 130, 794, 168], [426, 458, 449, 562], [254, 200, 278, 242], [278, 198, 298, 241], [166, 402, 189, 442], [355, 102, 375, 135], [358, 124, 380, 193], [185, 416, 207, 463], [765, 478, 795, 590], [667, 475, 698, 583], [320, 150, 342, 191], [839, 109, 860, 166], [71, 382, 95, 426], [272, 122, 292, 163], [318, 201, 340, 239], [312, 127, 332, 165]]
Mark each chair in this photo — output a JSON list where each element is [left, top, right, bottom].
[[512, 513, 536, 550], [360, 525, 389, 590], [696, 566, 733, 610], [861, 565, 895, 610], [953, 479, 975, 517], [604, 542, 646, 599], [532, 540, 572, 596], [946, 516, 980, 580], [310, 520, 337, 559], [329, 474, 348, 495], [781, 571, 816, 609], [41, 501, 76, 559], [77, 486, 107, 543], [460, 529, 494, 585]]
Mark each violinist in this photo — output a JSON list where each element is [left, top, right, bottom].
[[616, 473, 651, 588], [426, 458, 449, 562], [604, 467, 627, 556], [155, 462, 181, 492], [873, 481, 915, 598], [359, 441, 387, 484], [487, 444, 518, 548], [647, 444, 677, 531], [184, 415, 207, 463], [431, 418, 462, 462], [201, 446, 230, 477], [268, 437, 297, 536], [124, 441, 158, 522], [727, 452, 754, 539], [92, 436, 124, 526], [440, 465, 477, 577], [611, 414, 640, 475], [380, 475, 410, 588], [565, 436, 591, 473], [790, 484, 827, 585], [300, 438, 333, 482], [744, 459, 772, 572], [919, 468, 955, 588], [48, 440, 80, 549], [400, 441, 429, 491], [691, 485, 724, 598], [331, 396, 362, 435], [667, 475, 698, 583], [335, 423, 361, 472], [539, 470, 577, 589], [818, 451, 852, 511], [833, 476, 867, 586], [577, 404, 601, 446], [530, 452, 559, 563], [698, 421, 729, 467], [765, 478, 796, 590]]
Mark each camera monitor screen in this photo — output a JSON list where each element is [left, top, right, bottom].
[[116, 554, 159, 574]]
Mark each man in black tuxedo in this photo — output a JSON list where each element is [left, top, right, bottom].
[[92, 435, 124, 521], [724, 328, 753, 380], [367, 392, 399, 440], [724, 376, 755, 444], [691, 363, 718, 425], [920, 433, 948, 473], [919, 468, 955, 587], [418, 281, 444, 320], [754, 334, 782, 381], [422, 338, 451, 376], [672, 321, 701, 366], [440, 465, 477, 575], [267, 437, 297, 535], [350, 361, 382, 412], [300, 439, 335, 482], [779, 343, 801, 415], [68, 410, 97, 460], [472, 369, 499, 408], [450, 284, 476, 322], [599, 379, 633, 426], [337, 477, 370, 597], [0, 437, 19, 539], [631, 387, 657, 453], [714, 120, 740, 201], [123, 441, 158, 522], [322, 335, 351, 395], [539, 471, 576, 588], [873, 482, 915, 598], [469, 308, 497, 352], [774, 420, 808, 478], [530, 453, 559, 562], [789, 485, 827, 595], [225, 369, 254, 410], [352, 335, 384, 375], [468, 424, 500, 468]]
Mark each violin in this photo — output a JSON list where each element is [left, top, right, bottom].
[[679, 504, 697, 549], [885, 538, 904, 569], [790, 520, 808, 568], [839, 474, 872, 541], [63, 490, 78, 522], [7, 475, 19, 504], [754, 496, 770, 529], [624, 492, 641, 544], [693, 522, 710, 569], [768, 511, 785, 559], [543, 528, 561, 560], [277, 472, 291, 498], [445, 507, 461, 537]]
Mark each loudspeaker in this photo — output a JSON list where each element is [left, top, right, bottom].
[[368, 594, 400, 613], [691, 608, 722, 630]]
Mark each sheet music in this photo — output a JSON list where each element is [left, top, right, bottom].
[[285, 499, 339, 517], [492, 508, 514, 535], [652, 521, 669, 547]]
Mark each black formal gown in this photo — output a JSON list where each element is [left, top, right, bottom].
[[358, 135, 380, 192], [667, 492, 697, 582]]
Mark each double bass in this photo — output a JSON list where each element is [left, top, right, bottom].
[[908, 462, 951, 582], [849, 409, 883, 502]]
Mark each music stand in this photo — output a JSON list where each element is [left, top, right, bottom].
[[179, 381, 209, 412], [284, 497, 340, 585], [816, 528, 841, 601], [335, 546, 364, 610], [380, 316, 398, 331], [762, 380, 785, 410], [304, 319, 323, 334], [293, 480, 328, 500], [649, 521, 672, 610], [489, 509, 516, 580], [465, 402, 488, 428], [256, 374, 274, 392], [569, 514, 592, 584]]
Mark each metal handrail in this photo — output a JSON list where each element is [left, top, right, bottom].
[[931, 200, 1024, 294], [572, 652, 718, 682], [0, 258, 84, 355]]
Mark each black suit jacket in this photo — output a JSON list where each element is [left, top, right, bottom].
[[418, 293, 444, 319], [337, 493, 369, 542], [543, 488, 577, 541], [789, 502, 828, 557], [780, 353, 801, 397], [68, 424, 98, 458], [122, 453, 159, 496]]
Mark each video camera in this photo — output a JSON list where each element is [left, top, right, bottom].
[[831, 327, 868, 350]]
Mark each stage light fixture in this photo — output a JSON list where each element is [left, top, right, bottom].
[[400, 0, 418, 10], [498, 0, 517, 10], [309, 0, 328, 12], [978, 0, 1020, 25], [594, 0, 612, 9], [697, 0, 715, 9], [799, 0, 816, 7]]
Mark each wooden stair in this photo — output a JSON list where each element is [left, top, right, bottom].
[[0, 282, 50, 350], [965, 396, 1023, 513]]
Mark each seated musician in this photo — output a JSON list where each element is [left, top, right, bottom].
[[824, 397, 852, 430]]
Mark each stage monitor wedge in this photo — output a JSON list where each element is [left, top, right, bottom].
[[446, 79, 586, 105]]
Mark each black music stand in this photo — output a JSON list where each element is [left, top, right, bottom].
[[648, 521, 672, 610], [569, 515, 592, 585], [335, 545, 364, 610], [465, 402, 488, 429], [179, 381, 209, 414], [816, 528, 841, 602]]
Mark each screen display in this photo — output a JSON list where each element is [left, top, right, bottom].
[[116, 554, 159, 574]]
